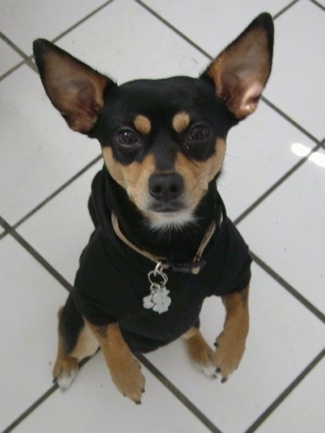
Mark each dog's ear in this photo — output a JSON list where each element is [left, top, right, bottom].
[[202, 13, 274, 120], [33, 39, 115, 133]]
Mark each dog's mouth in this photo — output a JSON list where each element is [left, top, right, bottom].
[[148, 201, 185, 214], [144, 202, 195, 230]]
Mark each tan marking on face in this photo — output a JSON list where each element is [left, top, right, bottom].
[[174, 138, 226, 211], [102, 139, 225, 227], [102, 147, 155, 210], [172, 111, 191, 133], [133, 115, 151, 135]]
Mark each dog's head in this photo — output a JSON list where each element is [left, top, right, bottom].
[[33, 13, 273, 230]]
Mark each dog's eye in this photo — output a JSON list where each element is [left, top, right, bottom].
[[115, 129, 140, 147], [187, 124, 211, 142]]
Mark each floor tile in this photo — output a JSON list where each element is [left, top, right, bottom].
[[238, 147, 325, 312], [147, 263, 325, 433], [54, 0, 209, 84], [0, 235, 67, 432], [1, 0, 324, 431], [0, 39, 22, 77], [143, 0, 292, 56], [257, 357, 325, 433], [0, 0, 106, 56], [17, 162, 102, 285], [264, 0, 325, 140], [13, 351, 212, 433], [0, 65, 99, 225], [314, 0, 325, 7], [218, 100, 317, 219]]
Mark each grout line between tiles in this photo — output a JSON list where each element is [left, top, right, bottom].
[[243, 348, 325, 433], [0, 216, 72, 293], [0, 32, 37, 73], [51, 0, 116, 44], [309, 0, 325, 11], [0, 1, 115, 82], [0, 231, 8, 241], [272, 0, 300, 20], [13, 154, 102, 230], [136, 353, 223, 433], [251, 251, 325, 323], [0, 220, 8, 241], [1, 385, 58, 433], [234, 143, 322, 226], [134, 0, 212, 59], [0, 59, 26, 81], [135, 0, 320, 147], [260, 97, 320, 145], [1, 356, 94, 433]]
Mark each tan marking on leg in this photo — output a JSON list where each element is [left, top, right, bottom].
[[69, 323, 99, 360], [183, 327, 215, 376], [86, 322, 145, 403], [53, 308, 79, 389], [172, 111, 190, 133], [133, 114, 151, 135], [182, 326, 200, 340], [213, 286, 250, 380]]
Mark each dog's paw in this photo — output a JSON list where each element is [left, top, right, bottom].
[[213, 331, 246, 382], [110, 357, 145, 404], [53, 356, 79, 390], [186, 332, 217, 378]]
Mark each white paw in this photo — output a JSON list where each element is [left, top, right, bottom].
[[56, 368, 78, 390], [193, 361, 217, 378]]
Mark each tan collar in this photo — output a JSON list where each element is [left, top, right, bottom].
[[111, 213, 221, 275]]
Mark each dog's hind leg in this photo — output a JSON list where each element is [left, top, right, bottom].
[[183, 326, 216, 377], [53, 293, 99, 389]]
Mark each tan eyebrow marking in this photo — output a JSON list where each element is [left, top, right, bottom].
[[133, 115, 151, 135], [172, 111, 191, 133]]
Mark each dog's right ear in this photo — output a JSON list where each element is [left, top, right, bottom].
[[33, 39, 116, 133]]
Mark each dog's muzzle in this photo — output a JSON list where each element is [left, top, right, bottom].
[[148, 173, 184, 212]]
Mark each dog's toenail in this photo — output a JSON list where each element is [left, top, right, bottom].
[[221, 377, 227, 383]]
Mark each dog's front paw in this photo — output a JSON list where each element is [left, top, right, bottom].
[[186, 331, 216, 377], [213, 331, 246, 382], [53, 356, 79, 390], [110, 356, 145, 404]]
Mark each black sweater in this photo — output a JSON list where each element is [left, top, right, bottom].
[[72, 169, 251, 353]]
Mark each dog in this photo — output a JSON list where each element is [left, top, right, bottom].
[[33, 12, 273, 404]]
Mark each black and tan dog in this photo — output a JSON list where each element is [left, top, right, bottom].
[[33, 13, 273, 404]]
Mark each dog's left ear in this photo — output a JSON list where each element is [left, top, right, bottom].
[[202, 13, 274, 120], [33, 39, 115, 133]]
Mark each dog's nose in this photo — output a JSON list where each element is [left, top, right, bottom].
[[149, 173, 184, 202]]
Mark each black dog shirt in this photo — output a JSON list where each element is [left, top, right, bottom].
[[72, 169, 251, 353]]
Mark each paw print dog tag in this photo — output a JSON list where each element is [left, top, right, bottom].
[[143, 263, 171, 314]]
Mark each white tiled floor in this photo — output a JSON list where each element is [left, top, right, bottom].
[[0, 1, 324, 432]]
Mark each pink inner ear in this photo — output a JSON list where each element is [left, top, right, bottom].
[[205, 15, 273, 120], [238, 82, 264, 115], [38, 46, 109, 133]]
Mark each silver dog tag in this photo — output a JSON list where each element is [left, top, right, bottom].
[[143, 263, 171, 314]]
